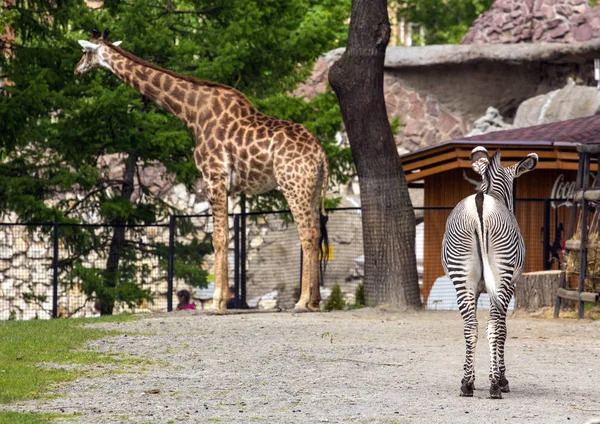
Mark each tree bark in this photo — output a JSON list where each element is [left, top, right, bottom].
[[329, 0, 421, 308], [516, 270, 562, 311], [101, 154, 136, 315]]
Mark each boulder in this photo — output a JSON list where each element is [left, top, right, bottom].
[[514, 79, 600, 127]]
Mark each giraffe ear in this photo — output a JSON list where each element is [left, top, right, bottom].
[[78, 40, 100, 52], [112, 41, 122, 47]]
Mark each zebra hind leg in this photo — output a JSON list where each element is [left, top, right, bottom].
[[458, 299, 478, 397], [497, 287, 514, 393], [487, 303, 513, 399]]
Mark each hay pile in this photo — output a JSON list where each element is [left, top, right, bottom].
[[564, 219, 600, 293]]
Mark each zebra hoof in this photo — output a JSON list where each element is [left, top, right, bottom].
[[500, 376, 510, 393], [489, 381, 503, 399], [460, 378, 474, 397]]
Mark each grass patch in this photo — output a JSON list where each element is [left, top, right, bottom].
[[0, 411, 73, 423], [0, 314, 136, 404]]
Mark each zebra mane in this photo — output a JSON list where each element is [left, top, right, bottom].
[[480, 150, 515, 212]]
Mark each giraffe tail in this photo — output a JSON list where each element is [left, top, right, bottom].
[[319, 157, 330, 282], [320, 157, 329, 217]]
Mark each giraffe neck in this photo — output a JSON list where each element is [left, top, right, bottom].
[[100, 44, 247, 130]]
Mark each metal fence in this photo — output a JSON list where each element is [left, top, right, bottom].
[[0, 200, 566, 319]]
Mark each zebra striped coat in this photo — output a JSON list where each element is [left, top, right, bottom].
[[441, 146, 538, 399]]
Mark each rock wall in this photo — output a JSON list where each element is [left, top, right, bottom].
[[465, 79, 600, 136], [462, 0, 600, 44], [514, 78, 600, 126]]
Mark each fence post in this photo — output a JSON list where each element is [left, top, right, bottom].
[[233, 214, 241, 308], [542, 199, 550, 270], [167, 215, 176, 312], [52, 222, 59, 319], [240, 194, 247, 308]]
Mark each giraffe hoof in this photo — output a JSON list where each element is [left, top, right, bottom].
[[489, 381, 502, 399], [307, 304, 321, 312], [207, 306, 229, 315], [292, 304, 309, 313], [460, 378, 474, 397]]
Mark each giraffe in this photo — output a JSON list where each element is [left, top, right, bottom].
[[74, 30, 329, 313]]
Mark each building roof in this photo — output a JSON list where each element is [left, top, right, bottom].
[[465, 114, 600, 145], [400, 115, 600, 182]]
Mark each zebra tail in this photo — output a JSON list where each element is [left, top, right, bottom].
[[482, 257, 501, 308], [475, 192, 501, 308]]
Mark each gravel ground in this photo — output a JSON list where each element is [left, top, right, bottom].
[[3, 308, 600, 424]]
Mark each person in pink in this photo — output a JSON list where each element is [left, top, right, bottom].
[[176, 289, 196, 311]]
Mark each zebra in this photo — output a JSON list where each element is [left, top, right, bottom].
[[441, 146, 538, 399]]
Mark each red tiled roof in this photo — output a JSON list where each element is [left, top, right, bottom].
[[460, 114, 600, 145]]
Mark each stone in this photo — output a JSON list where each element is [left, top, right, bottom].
[[546, 18, 563, 29], [6, 267, 31, 282], [193, 201, 210, 214], [0, 247, 13, 260], [549, 24, 569, 39], [514, 81, 600, 127], [27, 242, 48, 259], [0, 259, 10, 271], [573, 24, 593, 41], [250, 237, 264, 248]]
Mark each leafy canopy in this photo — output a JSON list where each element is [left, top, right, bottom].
[[0, 0, 351, 313], [394, 0, 494, 45]]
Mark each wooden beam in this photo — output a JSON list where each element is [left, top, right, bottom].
[[573, 188, 600, 202], [402, 150, 458, 172], [556, 288, 599, 303], [405, 161, 460, 182], [564, 239, 600, 250]]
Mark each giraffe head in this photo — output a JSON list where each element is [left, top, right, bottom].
[[470, 146, 538, 212], [74, 29, 121, 76]]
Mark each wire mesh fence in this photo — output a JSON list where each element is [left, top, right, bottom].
[[0, 201, 566, 319]]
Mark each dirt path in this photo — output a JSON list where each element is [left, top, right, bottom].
[[3, 308, 600, 423]]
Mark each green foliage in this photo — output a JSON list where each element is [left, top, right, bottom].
[[0, 0, 351, 313], [0, 314, 136, 404], [354, 282, 365, 308], [395, 0, 494, 45], [0, 411, 69, 424], [389, 115, 403, 137], [324, 284, 346, 310]]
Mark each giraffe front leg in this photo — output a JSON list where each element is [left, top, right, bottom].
[[294, 226, 319, 312], [294, 237, 312, 312], [208, 184, 230, 314]]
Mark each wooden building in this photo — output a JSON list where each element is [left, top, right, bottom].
[[401, 115, 600, 305]]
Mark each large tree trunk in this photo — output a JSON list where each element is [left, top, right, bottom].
[[329, 0, 421, 308], [101, 154, 136, 315]]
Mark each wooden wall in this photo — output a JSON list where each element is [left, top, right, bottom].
[[421, 167, 576, 304]]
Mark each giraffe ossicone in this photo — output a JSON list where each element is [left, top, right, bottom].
[[74, 30, 329, 313]]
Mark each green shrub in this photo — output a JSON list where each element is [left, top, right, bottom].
[[354, 282, 365, 308], [324, 284, 346, 310]]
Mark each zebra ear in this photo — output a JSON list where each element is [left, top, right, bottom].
[[514, 153, 538, 178], [470, 146, 489, 176]]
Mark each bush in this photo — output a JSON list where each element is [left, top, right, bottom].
[[354, 282, 365, 308], [324, 284, 345, 310]]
